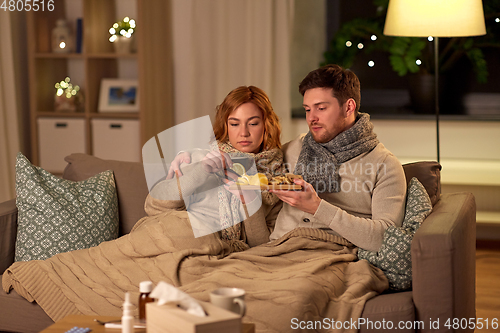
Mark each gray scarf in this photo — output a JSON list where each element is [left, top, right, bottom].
[[294, 112, 379, 193]]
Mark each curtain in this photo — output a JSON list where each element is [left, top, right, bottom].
[[171, 0, 295, 143], [0, 11, 22, 202]]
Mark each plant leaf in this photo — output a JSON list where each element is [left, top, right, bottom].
[[404, 54, 420, 73], [389, 55, 408, 76], [389, 37, 409, 56]]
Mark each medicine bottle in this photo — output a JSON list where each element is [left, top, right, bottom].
[[122, 292, 134, 333], [138, 281, 154, 322]]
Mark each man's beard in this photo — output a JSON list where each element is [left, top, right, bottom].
[[309, 118, 347, 143], [310, 130, 329, 143], [309, 124, 335, 143]]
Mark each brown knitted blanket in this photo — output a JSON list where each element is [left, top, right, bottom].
[[3, 205, 388, 333]]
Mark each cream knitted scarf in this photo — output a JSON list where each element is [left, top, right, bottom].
[[294, 113, 379, 193], [216, 141, 284, 249]]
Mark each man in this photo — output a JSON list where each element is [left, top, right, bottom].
[[269, 64, 406, 251], [167, 64, 406, 252]]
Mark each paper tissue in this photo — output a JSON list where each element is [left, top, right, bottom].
[[146, 282, 242, 333]]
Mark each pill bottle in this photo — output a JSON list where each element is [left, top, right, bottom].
[[138, 281, 154, 322]]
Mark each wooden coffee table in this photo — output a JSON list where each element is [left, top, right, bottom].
[[41, 315, 255, 332], [40, 315, 146, 333]]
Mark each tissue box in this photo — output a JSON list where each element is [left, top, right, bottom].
[[146, 301, 242, 333]]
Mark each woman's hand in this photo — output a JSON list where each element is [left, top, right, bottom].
[[270, 179, 321, 215], [166, 152, 192, 179], [201, 150, 233, 174], [223, 181, 258, 205]]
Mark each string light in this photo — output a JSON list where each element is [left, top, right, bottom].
[[55, 77, 80, 99], [428, 36, 434, 41], [109, 17, 136, 42], [368, 61, 375, 67], [496, 18, 500, 23], [357, 43, 364, 49], [416, 59, 422, 66], [371, 35, 377, 41], [346, 41, 352, 47]]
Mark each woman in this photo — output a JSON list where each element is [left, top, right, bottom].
[[146, 86, 284, 250], [4, 86, 286, 324]]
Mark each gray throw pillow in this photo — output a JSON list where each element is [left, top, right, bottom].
[[14, 152, 119, 261], [358, 177, 433, 290]]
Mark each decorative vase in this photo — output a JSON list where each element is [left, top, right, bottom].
[[113, 36, 133, 54], [52, 19, 72, 53], [408, 73, 437, 115], [54, 90, 84, 112]]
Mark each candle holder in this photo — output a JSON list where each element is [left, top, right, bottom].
[[52, 19, 72, 53]]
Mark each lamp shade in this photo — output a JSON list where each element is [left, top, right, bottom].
[[384, 0, 486, 37]]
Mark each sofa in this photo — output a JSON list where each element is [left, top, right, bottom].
[[0, 153, 476, 333]]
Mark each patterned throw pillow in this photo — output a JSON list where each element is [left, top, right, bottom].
[[15, 152, 119, 261], [358, 177, 433, 290]]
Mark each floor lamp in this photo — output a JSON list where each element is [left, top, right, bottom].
[[383, 0, 486, 163]]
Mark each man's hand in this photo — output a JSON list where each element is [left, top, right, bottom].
[[270, 179, 321, 215]]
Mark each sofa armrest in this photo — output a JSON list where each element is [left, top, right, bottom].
[[0, 198, 17, 274], [412, 192, 476, 332]]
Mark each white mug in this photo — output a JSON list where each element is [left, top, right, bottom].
[[209, 287, 246, 316]]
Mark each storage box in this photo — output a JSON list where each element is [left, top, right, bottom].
[[91, 119, 140, 162], [146, 301, 241, 333], [38, 117, 86, 173]]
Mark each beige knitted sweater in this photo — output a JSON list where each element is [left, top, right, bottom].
[[147, 155, 281, 247], [270, 134, 407, 252]]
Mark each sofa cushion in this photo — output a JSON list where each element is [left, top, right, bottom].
[[358, 177, 433, 290], [361, 291, 415, 332], [63, 153, 149, 235], [402, 161, 441, 206], [14, 153, 119, 261]]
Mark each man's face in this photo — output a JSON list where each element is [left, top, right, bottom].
[[303, 87, 351, 143]]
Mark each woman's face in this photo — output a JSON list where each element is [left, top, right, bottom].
[[227, 102, 265, 153]]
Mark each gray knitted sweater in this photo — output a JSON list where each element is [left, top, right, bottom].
[[147, 154, 281, 247]]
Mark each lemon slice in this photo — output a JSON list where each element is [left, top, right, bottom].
[[256, 173, 268, 185], [249, 175, 259, 186], [235, 178, 249, 185], [235, 174, 250, 185], [244, 175, 256, 185], [234, 173, 268, 186], [231, 163, 246, 176], [245, 173, 268, 186]]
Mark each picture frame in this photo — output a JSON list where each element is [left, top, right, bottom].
[[98, 78, 139, 112]]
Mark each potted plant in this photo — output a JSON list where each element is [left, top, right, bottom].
[[322, 0, 500, 114], [109, 16, 136, 54]]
